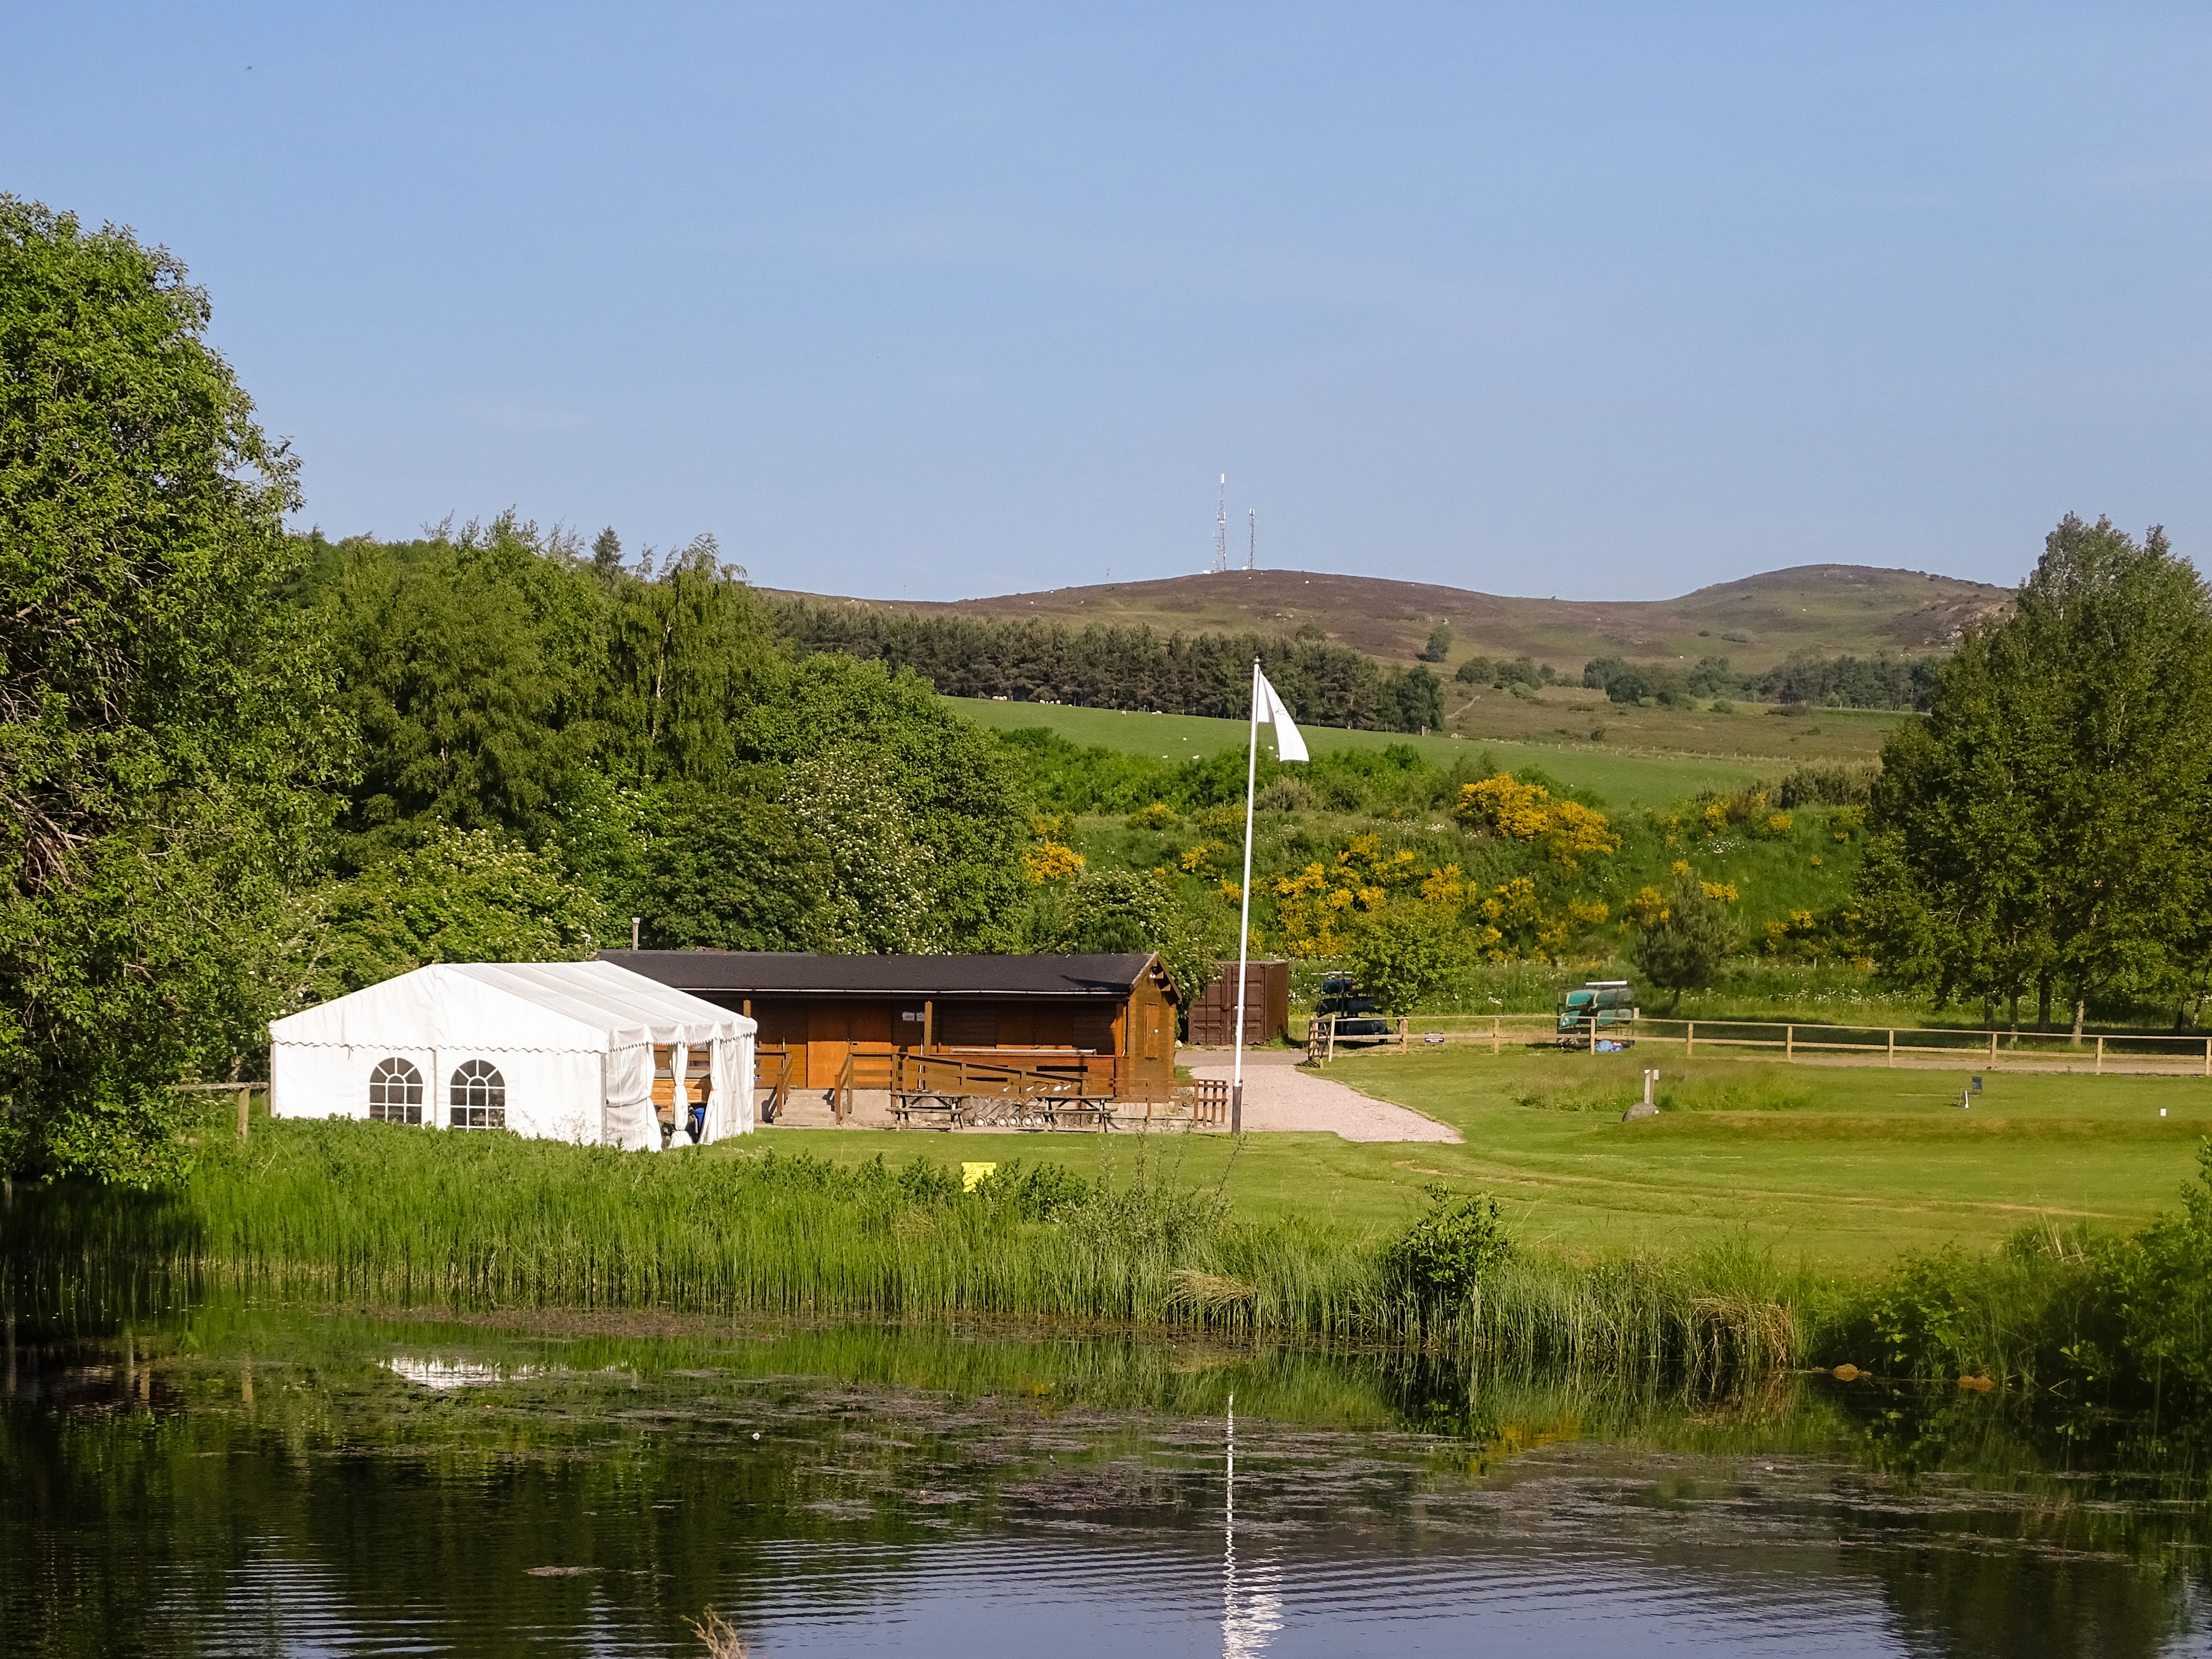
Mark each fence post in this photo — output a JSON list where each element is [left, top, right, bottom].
[[1492, 1016, 1500, 1056], [237, 1086, 250, 1144], [1989, 1029, 1998, 1065], [1400, 1017, 1409, 1054], [1785, 1025, 1794, 1062], [1686, 1020, 1695, 1058], [2096, 1035, 2104, 1074], [1887, 1029, 1895, 1068], [2204, 1036, 2209, 1079]]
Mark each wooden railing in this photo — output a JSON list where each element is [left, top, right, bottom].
[[1305, 1016, 1410, 1064], [757, 1045, 795, 1123], [1296, 1012, 2212, 1078], [1644, 1018, 2212, 1076], [832, 1044, 899, 1122]]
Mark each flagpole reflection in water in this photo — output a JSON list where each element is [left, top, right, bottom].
[[1222, 1390, 1283, 1658]]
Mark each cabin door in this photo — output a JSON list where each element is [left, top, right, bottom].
[[806, 1004, 852, 1094]]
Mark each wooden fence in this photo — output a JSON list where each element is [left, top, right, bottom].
[[167, 1080, 268, 1141], [1299, 1012, 2212, 1077]]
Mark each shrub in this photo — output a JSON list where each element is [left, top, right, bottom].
[[1344, 903, 1464, 1013], [1777, 764, 1877, 808], [1383, 1184, 1511, 1303], [974, 1158, 1093, 1221]]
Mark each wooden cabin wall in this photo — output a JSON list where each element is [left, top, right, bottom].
[[728, 978, 1173, 1097]]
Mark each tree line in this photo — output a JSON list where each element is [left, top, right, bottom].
[[0, 201, 1034, 1182], [768, 598, 1448, 733], [1579, 650, 1940, 710]]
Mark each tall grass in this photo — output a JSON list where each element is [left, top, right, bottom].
[[3, 1118, 1812, 1377], [19, 1118, 2209, 1403]]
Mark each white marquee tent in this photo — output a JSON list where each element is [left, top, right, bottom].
[[268, 961, 756, 1150]]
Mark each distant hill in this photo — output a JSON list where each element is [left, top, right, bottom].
[[769, 565, 2011, 675]]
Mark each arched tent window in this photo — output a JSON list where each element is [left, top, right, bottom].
[[368, 1057, 424, 1125], [449, 1060, 506, 1130]]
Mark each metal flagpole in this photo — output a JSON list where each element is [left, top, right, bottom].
[[1232, 658, 1260, 1136]]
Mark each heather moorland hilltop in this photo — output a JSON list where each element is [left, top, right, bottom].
[[769, 564, 2013, 673]]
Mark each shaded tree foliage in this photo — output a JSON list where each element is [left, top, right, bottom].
[[314, 528, 1028, 953], [0, 199, 342, 1181]]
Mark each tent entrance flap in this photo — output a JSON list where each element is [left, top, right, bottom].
[[602, 1042, 661, 1153]]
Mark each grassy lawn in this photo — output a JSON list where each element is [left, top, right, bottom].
[[763, 1046, 2212, 1272], [1440, 684, 1904, 769], [946, 695, 1766, 806]]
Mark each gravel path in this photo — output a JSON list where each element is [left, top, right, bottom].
[[1181, 1051, 1462, 1144]]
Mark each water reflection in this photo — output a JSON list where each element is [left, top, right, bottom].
[[0, 1288, 2208, 1658], [1220, 1393, 1283, 1659]]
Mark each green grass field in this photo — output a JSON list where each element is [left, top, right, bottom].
[[764, 1047, 2212, 1270], [947, 696, 1766, 806], [1438, 683, 1905, 768]]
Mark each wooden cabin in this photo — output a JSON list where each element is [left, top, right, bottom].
[[600, 951, 1181, 1101]]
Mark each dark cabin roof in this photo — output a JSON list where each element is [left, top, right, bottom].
[[601, 951, 1165, 1001]]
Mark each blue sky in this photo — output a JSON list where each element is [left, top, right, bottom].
[[8, 3, 2209, 598]]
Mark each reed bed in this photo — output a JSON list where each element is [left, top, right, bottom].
[[2, 1118, 1826, 1378]]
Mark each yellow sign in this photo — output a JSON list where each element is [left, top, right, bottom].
[[961, 1161, 998, 1193]]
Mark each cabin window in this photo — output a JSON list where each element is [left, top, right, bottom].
[[368, 1057, 424, 1125], [449, 1060, 506, 1130]]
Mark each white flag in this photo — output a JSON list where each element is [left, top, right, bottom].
[[1255, 668, 1309, 763]]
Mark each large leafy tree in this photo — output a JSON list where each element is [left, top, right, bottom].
[[303, 826, 611, 1001], [735, 652, 1029, 949], [326, 518, 605, 851], [1858, 517, 2212, 1033], [0, 199, 341, 1181]]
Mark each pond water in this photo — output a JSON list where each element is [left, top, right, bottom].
[[4, 1286, 2209, 1658]]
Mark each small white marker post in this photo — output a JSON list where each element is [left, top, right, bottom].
[[1624, 1069, 1659, 1121]]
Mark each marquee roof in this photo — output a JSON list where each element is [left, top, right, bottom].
[[269, 961, 752, 1053]]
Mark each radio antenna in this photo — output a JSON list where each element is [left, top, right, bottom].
[[1213, 474, 1228, 573], [1247, 507, 1256, 570]]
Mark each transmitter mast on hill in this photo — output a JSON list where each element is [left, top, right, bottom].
[[1247, 508, 1256, 570], [1212, 474, 1228, 573]]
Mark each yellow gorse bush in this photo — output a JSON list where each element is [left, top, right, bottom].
[[1179, 841, 1225, 876], [1699, 787, 1776, 837], [1457, 774, 1554, 839], [1467, 875, 1610, 961], [1453, 773, 1620, 868], [1024, 841, 1086, 883], [1269, 833, 1420, 955]]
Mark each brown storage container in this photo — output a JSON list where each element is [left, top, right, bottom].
[[1185, 960, 1290, 1047]]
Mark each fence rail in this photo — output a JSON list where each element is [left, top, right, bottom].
[[1297, 1011, 2212, 1077]]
